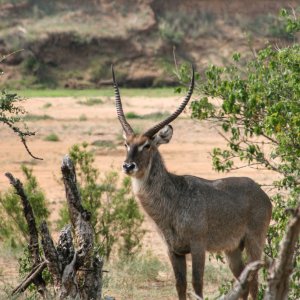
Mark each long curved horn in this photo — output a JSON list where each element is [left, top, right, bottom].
[[143, 66, 194, 138], [112, 65, 134, 136]]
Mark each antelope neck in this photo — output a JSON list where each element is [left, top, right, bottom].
[[132, 150, 166, 195], [131, 150, 183, 224]]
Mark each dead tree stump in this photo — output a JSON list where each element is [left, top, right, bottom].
[[7, 155, 103, 299]]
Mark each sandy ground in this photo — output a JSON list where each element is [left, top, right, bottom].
[[0, 95, 278, 296]]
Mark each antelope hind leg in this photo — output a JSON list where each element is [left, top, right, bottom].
[[245, 237, 264, 300], [225, 247, 249, 300]]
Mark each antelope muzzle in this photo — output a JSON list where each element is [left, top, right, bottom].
[[122, 162, 137, 175]]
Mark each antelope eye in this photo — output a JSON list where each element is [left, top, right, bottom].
[[144, 144, 150, 150]]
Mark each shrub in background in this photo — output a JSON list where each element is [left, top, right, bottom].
[[58, 142, 145, 260], [0, 165, 49, 248], [177, 8, 300, 299], [43, 133, 60, 142]]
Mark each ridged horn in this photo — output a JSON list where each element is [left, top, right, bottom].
[[112, 65, 134, 136], [143, 66, 194, 138]]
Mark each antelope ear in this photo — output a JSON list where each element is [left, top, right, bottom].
[[152, 125, 173, 146]]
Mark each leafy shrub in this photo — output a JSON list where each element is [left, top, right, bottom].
[[159, 10, 216, 44], [241, 13, 294, 40], [89, 61, 111, 83], [178, 8, 300, 298], [58, 143, 145, 259], [42, 102, 52, 109], [22, 56, 57, 88], [0, 165, 49, 247]]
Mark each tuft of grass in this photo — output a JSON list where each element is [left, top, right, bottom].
[[92, 140, 115, 148], [77, 98, 104, 106], [79, 114, 88, 121], [44, 133, 60, 142], [23, 114, 53, 121], [42, 102, 52, 109], [125, 112, 143, 119]]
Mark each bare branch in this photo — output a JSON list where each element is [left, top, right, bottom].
[[264, 202, 300, 300], [173, 46, 179, 77], [2, 119, 42, 160], [188, 291, 203, 299], [12, 261, 47, 296], [21, 135, 43, 160], [0, 49, 24, 63], [220, 261, 264, 300], [261, 133, 279, 145]]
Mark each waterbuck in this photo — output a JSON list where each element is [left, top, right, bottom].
[[112, 66, 272, 300]]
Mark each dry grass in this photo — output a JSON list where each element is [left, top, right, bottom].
[[102, 252, 232, 300]]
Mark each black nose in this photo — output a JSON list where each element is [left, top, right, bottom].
[[123, 162, 136, 172]]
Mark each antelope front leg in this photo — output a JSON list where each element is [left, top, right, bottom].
[[191, 245, 206, 299], [168, 250, 187, 300]]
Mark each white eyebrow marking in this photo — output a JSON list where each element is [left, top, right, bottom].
[[138, 141, 149, 151], [125, 142, 130, 151]]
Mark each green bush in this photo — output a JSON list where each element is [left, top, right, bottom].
[[22, 55, 57, 88], [44, 133, 59, 142], [58, 143, 145, 259], [159, 10, 216, 44], [79, 114, 87, 121], [125, 112, 143, 119], [178, 8, 300, 299], [43, 102, 52, 109], [0, 165, 49, 247], [241, 13, 294, 40]]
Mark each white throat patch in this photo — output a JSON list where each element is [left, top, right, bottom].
[[131, 155, 152, 195]]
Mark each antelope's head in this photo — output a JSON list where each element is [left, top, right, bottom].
[[112, 66, 194, 178]]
